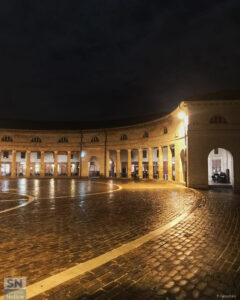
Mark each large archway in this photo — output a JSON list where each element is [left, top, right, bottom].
[[208, 148, 234, 187], [88, 156, 100, 178]]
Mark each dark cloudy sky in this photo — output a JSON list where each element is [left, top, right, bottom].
[[0, 0, 240, 121]]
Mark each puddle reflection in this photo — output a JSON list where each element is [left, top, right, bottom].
[[17, 178, 27, 195]]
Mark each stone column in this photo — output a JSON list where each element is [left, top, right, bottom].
[[40, 151, 45, 177], [138, 149, 142, 179], [26, 151, 31, 177], [54, 151, 58, 177], [168, 146, 172, 181], [158, 147, 163, 180], [67, 151, 71, 177], [174, 144, 180, 182], [148, 148, 153, 179], [128, 149, 132, 179], [11, 150, 16, 177], [116, 150, 121, 178], [106, 150, 110, 178]]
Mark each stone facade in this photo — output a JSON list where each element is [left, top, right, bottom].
[[0, 100, 239, 189]]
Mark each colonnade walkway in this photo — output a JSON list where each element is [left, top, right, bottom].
[[0, 144, 185, 183], [106, 145, 183, 181]]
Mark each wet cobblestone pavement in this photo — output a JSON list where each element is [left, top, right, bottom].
[[0, 179, 195, 293], [0, 179, 239, 299]]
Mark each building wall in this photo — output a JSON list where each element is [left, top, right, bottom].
[[0, 100, 239, 189], [186, 100, 240, 190]]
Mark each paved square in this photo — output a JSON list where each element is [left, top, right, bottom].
[[0, 179, 239, 299]]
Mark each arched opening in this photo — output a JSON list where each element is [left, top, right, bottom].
[[109, 150, 116, 177], [180, 149, 186, 183], [1, 151, 12, 176], [71, 152, 80, 176], [131, 149, 139, 178], [208, 148, 234, 187], [16, 151, 26, 176], [120, 150, 128, 177], [153, 148, 159, 179], [44, 152, 54, 176], [88, 156, 100, 178], [30, 152, 41, 176], [162, 147, 168, 180], [57, 151, 67, 176]]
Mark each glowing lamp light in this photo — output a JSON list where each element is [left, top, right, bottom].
[[178, 111, 188, 126], [178, 112, 185, 119]]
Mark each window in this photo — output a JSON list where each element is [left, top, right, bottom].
[[31, 137, 41, 143], [37, 152, 41, 159], [58, 137, 68, 143], [71, 154, 73, 159], [143, 132, 148, 138], [120, 134, 128, 141], [163, 127, 168, 134], [214, 148, 219, 155], [3, 151, 9, 158], [209, 115, 227, 124], [21, 152, 26, 159], [91, 136, 99, 143], [157, 149, 159, 157], [143, 150, 147, 158], [1, 136, 13, 142]]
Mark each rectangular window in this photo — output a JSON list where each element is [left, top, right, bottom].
[[21, 152, 26, 159], [212, 159, 221, 173], [3, 151, 9, 158], [37, 152, 41, 159], [143, 150, 147, 158], [71, 154, 73, 159], [214, 148, 219, 155], [157, 149, 159, 158]]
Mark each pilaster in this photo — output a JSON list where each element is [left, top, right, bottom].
[[40, 151, 44, 177], [11, 150, 16, 177], [148, 148, 153, 179], [128, 149, 132, 179], [158, 147, 163, 180], [67, 151, 71, 177], [54, 151, 58, 177], [116, 150, 121, 178], [138, 149, 142, 179], [106, 150, 110, 178], [26, 151, 31, 177]]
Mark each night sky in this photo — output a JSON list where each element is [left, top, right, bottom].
[[0, 1, 240, 122]]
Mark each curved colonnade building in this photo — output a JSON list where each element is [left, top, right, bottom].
[[0, 99, 240, 190]]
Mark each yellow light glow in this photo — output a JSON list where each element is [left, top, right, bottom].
[[179, 125, 185, 137], [178, 112, 185, 119]]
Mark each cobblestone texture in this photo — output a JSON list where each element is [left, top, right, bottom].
[[0, 192, 28, 211], [31, 188, 240, 300], [0, 179, 195, 292]]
